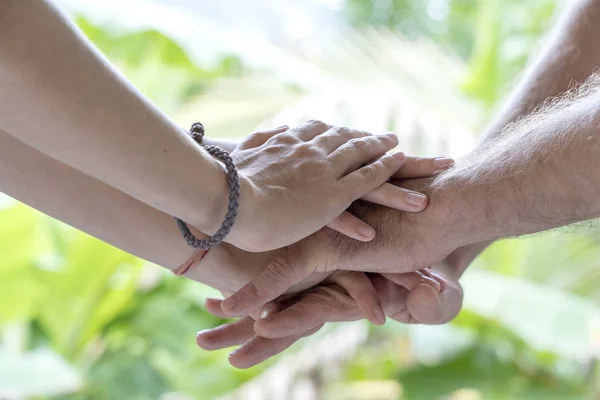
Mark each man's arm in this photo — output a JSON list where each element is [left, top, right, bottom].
[[443, 0, 600, 275], [220, 0, 600, 316]]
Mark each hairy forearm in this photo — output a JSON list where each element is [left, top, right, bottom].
[[332, 82, 600, 274], [437, 81, 600, 243], [440, 0, 600, 271], [0, 0, 228, 234]]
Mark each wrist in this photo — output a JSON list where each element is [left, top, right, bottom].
[[191, 156, 234, 235], [426, 176, 504, 248]]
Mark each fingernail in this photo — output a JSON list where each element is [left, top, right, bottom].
[[433, 157, 454, 169], [358, 225, 375, 238], [229, 347, 248, 357], [429, 271, 449, 291], [260, 304, 276, 319], [222, 297, 237, 313], [196, 330, 209, 338], [276, 125, 289, 130], [426, 277, 441, 292], [385, 132, 398, 140], [374, 307, 386, 325], [406, 192, 427, 207], [393, 152, 406, 162]]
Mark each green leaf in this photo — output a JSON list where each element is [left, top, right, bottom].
[[461, 270, 600, 360], [0, 205, 50, 323], [38, 232, 143, 358], [398, 347, 587, 400], [87, 349, 169, 400]]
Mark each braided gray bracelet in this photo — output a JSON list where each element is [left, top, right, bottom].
[[175, 122, 240, 249]]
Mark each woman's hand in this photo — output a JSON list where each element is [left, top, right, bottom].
[[224, 121, 450, 251]]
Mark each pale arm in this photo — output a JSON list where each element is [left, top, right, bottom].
[[0, 1, 419, 252], [0, 128, 258, 292]]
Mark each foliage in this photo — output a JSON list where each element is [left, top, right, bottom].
[[1, 1, 599, 399], [345, 0, 558, 107]]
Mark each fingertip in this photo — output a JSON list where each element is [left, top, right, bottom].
[[371, 303, 387, 326], [228, 353, 253, 369], [328, 212, 376, 242], [196, 330, 216, 350], [405, 192, 428, 210], [384, 132, 399, 145], [253, 320, 278, 339], [356, 225, 376, 241], [433, 157, 455, 170], [392, 151, 406, 163], [220, 296, 242, 317], [253, 315, 292, 339], [407, 284, 443, 324]]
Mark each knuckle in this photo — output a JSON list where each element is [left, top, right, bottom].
[[381, 154, 398, 169], [243, 281, 264, 301], [305, 119, 328, 131], [248, 132, 264, 142], [359, 165, 378, 181], [264, 143, 286, 155], [266, 257, 291, 284], [332, 126, 351, 137], [274, 133, 297, 145], [347, 138, 368, 151], [294, 142, 317, 156]]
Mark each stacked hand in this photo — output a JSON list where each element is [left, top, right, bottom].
[[197, 266, 462, 368], [184, 127, 480, 368]]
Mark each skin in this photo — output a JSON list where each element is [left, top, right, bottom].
[[0, 0, 444, 252], [199, 0, 600, 368], [0, 122, 449, 322]]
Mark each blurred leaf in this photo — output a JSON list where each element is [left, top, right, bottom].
[[399, 347, 586, 399], [87, 349, 169, 400], [75, 16, 241, 112], [38, 232, 143, 358], [462, 0, 502, 106], [0, 205, 50, 323], [461, 270, 599, 360], [0, 347, 81, 398]]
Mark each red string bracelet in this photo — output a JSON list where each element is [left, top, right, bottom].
[[174, 248, 210, 276]]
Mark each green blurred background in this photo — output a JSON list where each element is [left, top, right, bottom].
[[1, 0, 599, 399]]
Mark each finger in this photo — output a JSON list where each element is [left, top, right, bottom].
[[382, 271, 441, 292], [228, 324, 324, 369], [407, 273, 463, 325], [237, 125, 289, 150], [339, 152, 407, 202], [208, 297, 282, 321], [421, 268, 449, 292], [370, 274, 416, 324], [196, 317, 255, 350], [326, 211, 376, 241], [220, 253, 312, 317], [328, 133, 400, 176], [361, 182, 428, 211], [205, 298, 229, 318], [254, 286, 362, 339], [393, 156, 454, 179], [290, 120, 332, 141], [334, 272, 386, 325], [310, 126, 370, 153]]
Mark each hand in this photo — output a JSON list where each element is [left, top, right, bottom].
[[224, 121, 452, 251], [196, 268, 461, 369], [219, 177, 467, 317]]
